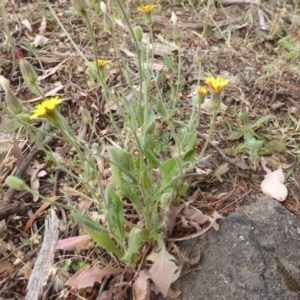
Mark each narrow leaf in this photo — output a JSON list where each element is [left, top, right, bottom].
[[85, 228, 123, 259]]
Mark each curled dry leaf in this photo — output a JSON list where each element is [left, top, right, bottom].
[[65, 265, 123, 290], [133, 270, 150, 300], [147, 245, 179, 297], [56, 235, 91, 251], [260, 156, 288, 202]]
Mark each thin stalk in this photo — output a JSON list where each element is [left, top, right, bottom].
[[149, 109, 218, 202], [114, 0, 144, 117], [1, 1, 16, 67], [197, 109, 217, 162], [46, 1, 89, 64], [83, 14, 101, 79]]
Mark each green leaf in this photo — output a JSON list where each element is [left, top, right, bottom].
[[242, 127, 255, 140], [151, 96, 169, 120], [183, 147, 196, 162], [238, 143, 247, 151], [252, 114, 274, 129], [107, 146, 138, 186], [71, 211, 108, 233], [120, 185, 142, 210], [245, 138, 263, 150], [145, 149, 159, 167], [221, 148, 239, 156], [123, 228, 143, 264], [105, 185, 125, 242], [163, 55, 174, 70], [258, 140, 287, 155], [227, 130, 244, 140], [144, 105, 156, 134], [160, 157, 179, 181], [85, 228, 123, 259]]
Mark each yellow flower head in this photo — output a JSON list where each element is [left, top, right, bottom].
[[137, 4, 158, 14], [198, 86, 208, 96], [205, 76, 229, 94], [93, 60, 112, 68], [30, 97, 63, 120]]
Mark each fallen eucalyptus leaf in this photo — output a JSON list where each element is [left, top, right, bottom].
[[260, 157, 288, 202]]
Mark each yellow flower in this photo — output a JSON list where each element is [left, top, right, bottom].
[[205, 76, 229, 94], [93, 60, 112, 68], [30, 97, 63, 120], [137, 4, 158, 14], [198, 87, 208, 96]]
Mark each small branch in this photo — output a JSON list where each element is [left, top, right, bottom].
[[258, 8, 267, 31], [25, 209, 59, 300]]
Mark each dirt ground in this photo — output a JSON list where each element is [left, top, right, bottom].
[[1, 0, 300, 299]]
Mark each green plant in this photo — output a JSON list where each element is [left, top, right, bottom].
[[277, 35, 300, 60], [227, 115, 278, 165], [1, 0, 229, 295]]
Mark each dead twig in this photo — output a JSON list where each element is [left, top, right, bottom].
[[25, 209, 59, 300]]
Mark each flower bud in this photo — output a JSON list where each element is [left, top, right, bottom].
[[0, 75, 23, 114], [197, 86, 207, 106], [16, 49, 38, 87], [16, 49, 44, 96], [171, 12, 177, 25], [5, 176, 26, 190], [196, 46, 203, 64], [211, 93, 221, 111], [100, 1, 107, 13], [133, 25, 143, 43], [173, 24, 182, 42], [16, 113, 31, 123], [19, 59, 38, 86], [72, 0, 87, 15]]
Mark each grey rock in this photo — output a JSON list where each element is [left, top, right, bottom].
[[159, 197, 300, 300]]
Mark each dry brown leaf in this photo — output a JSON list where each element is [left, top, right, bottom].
[[38, 56, 71, 81], [260, 156, 288, 202], [65, 265, 123, 289], [147, 245, 179, 297], [133, 270, 150, 300], [171, 243, 201, 266], [13, 136, 24, 167], [0, 260, 14, 275], [167, 204, 185, 235], [98, 291, 112, 300], [56, 235, 91, 251], [24, 195, 60, 232], [166, 288, 182, 299]]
